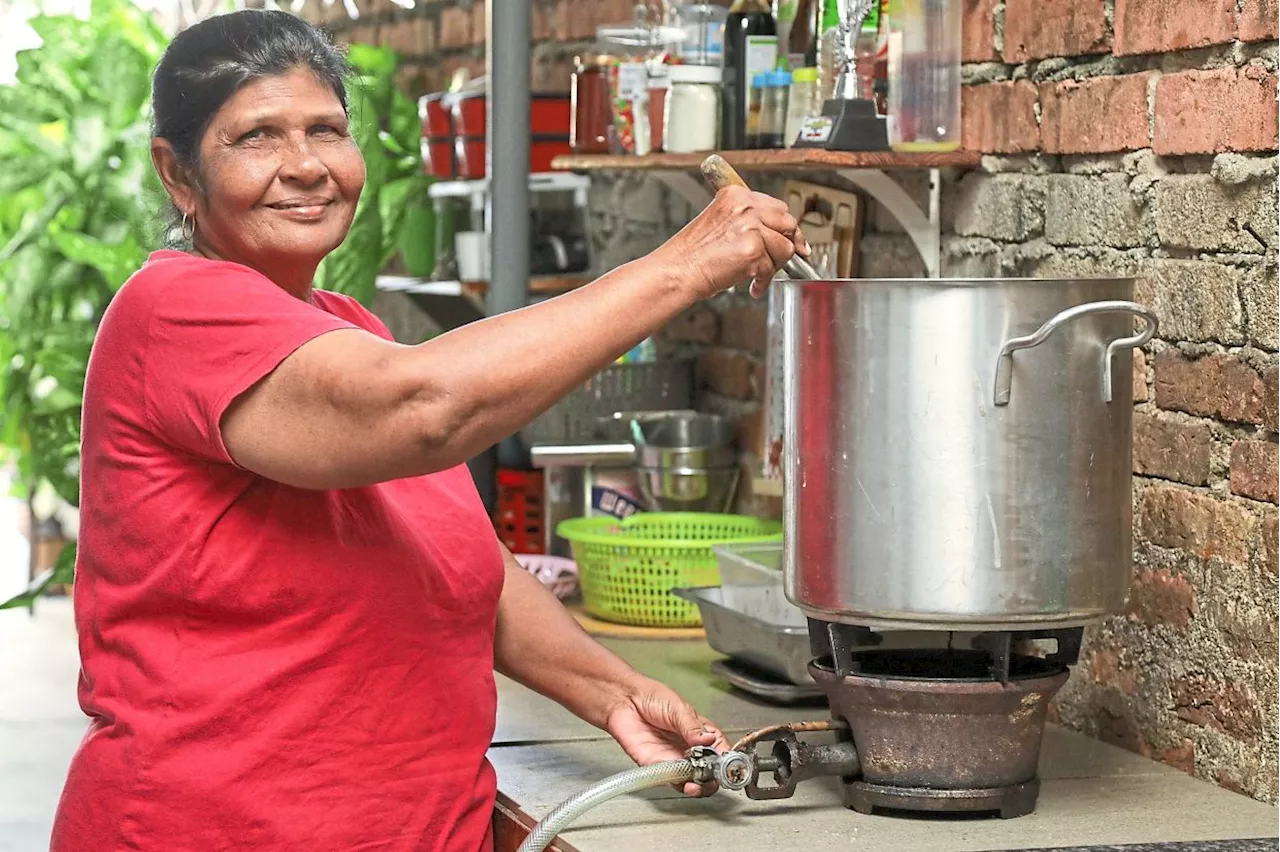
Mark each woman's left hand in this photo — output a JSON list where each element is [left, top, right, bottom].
[[603, 677, 731, 797]]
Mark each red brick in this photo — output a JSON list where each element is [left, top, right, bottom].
[[534, 0, 555, 40], [1171, 673, 1263, 740], [471, 1, 486, 44], [1041, 73, 1153, 155], [1262, 509, 1278, 574], [1003, 0, 1110, 62], [1114, 0, 1237, 56], [532, 54, 575, 93], [1089, 647, 1140, 696], [719, 304, 768, 353], [961, 0, 999, 62], [1151, 739, 1196, 775], [1139, 485, 1257, 564], [1239, 0, 1280, 42], [663, 304, 719, 344], [1134, 348, 1150, 402], [1133, 412, 1212, 485], [1126, 568, 1198, 629], [557, 0, 602, 39], [698, 348, 760, 400], [438, 6, 470, 48], [414, 16, 435, 55], [1230, 440, 1279, 503], [961, 82, 1041, 154], [1154, 67, 1280, 156], [1264, 364, 1278, 429], [1154, 351, 1270, 425]]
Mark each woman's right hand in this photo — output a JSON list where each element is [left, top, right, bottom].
[[651, 185, 810, 301]]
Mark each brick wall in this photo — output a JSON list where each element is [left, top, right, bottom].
[[948, 0, 1279, 803], [321, 0, 1279, 801]]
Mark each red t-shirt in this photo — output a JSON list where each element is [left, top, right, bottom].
[[52, 251, 505, 851]]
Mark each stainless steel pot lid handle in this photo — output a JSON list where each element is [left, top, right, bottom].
[[993, 300, 1159, 407]]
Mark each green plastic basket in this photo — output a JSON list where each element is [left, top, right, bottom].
[[557, 513, 783, 628]]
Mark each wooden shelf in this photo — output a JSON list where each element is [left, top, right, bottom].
[[377, 274, 590, 298], [552, 148, 980, 173]]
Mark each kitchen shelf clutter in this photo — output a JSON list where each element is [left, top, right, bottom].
[[551, 148, 980, 172], [551, 148, 978, 280]]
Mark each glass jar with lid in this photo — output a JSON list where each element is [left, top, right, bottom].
[[663, 64, 722, 153], [572, 52, 615, 154]]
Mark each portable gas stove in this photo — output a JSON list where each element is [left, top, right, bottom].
[[720, 619, 1084, 819]]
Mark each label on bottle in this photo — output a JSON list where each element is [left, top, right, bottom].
[[745, 35, 779, 81], [647, 65, 671, 91], [798, 114, 833, 143], [775, 0, 798, 24], [617, 62, 649, 101]]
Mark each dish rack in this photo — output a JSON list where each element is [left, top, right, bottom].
[[522, 360, 694, 445]]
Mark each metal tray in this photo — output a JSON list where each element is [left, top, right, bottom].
[[709, 659, 824, 705], [672, 586, 815, 686]]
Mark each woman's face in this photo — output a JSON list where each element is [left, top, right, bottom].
[[158, 67, 365, 284]]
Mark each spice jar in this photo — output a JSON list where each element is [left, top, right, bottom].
[[663, 64, 722, 153], [571, 53, 613, 154]]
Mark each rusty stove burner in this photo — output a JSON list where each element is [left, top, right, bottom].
[[812, 647, 1070, 819]]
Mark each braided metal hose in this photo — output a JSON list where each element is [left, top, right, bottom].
[[516, 759, 698, 852]]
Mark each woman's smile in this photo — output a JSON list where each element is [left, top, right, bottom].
[[264, 195, 333, 221]]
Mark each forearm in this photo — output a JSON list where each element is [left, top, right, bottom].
[[493, 551, 644, 729], [406, 256, 694, 471]]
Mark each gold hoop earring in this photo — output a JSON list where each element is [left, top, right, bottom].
[[181, 212, 195, 242]]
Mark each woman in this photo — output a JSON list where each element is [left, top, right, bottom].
[[52, 10, 806, 852]]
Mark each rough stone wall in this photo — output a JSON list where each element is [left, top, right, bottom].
[[947, 0, 1279, 804]]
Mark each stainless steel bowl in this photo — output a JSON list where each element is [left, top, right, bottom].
[[636, 465, 740, 513], [633, 412, 737, 469]]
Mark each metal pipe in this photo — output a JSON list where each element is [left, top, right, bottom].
[[486, 0, 530, 317]]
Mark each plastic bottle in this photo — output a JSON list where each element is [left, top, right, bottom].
[[887, 0, 961, 151], [746, 71, 769, 148], [760, 69, 792, 148], [722, 0, 778, 149], [784, 66, 818, 146]]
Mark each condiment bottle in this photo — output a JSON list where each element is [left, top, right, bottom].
[[722, 0, 777, 149], [761, 68, 792, 148], [784, 66, 818, 146]]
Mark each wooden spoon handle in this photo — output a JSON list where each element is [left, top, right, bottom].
[[699, 154, 750, 191]]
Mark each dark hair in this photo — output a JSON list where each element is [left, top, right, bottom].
[[151, 10, 349, 171]]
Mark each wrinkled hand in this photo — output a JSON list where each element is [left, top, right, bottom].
[[653, 185, 809, 301], [603, 677, 731, 797]]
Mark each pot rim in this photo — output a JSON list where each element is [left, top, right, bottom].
[[778, 276, 1137, 287]]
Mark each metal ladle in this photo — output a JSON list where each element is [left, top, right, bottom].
[[699, 154, 822, 281]]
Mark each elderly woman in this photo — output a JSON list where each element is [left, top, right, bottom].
[[51, 9, 805, 852]]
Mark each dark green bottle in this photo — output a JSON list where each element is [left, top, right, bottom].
[[722, 0, 778, 149]]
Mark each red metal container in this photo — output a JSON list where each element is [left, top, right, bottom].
[[419, 92, 455, 178], [451, 92, 572, 138], [454, 136, 572, 178]]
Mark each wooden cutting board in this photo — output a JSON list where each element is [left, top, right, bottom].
[[567, 605, 706, 640]]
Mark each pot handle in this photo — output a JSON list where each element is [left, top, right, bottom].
[[994, 300, 1158, 407]]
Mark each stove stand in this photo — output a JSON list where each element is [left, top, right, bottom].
[[844, 778, 1040, 820]]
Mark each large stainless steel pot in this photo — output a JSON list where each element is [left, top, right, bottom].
[[782, 278, 1157, 630]]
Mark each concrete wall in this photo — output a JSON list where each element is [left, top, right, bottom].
[[312, 0, 1280, 803]]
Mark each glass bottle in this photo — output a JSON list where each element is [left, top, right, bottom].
[[722, 0, 778, 149], [886, 0, 961, 151]]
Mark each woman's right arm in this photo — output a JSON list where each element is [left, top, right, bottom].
[[221, 185, 805, 490]]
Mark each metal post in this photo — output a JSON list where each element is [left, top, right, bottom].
[[486, 0, 530, 317]]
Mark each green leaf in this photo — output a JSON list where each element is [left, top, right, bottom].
[[0, 540, 75, 611], [49, 228, 144, 291]]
